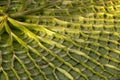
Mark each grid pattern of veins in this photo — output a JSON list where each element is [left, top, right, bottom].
[[0, 0, 120, 80]]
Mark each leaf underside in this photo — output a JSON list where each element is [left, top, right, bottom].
[[0, 0, 120, 80]]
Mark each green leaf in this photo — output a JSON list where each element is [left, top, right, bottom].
[[0, 0, 120, 80]]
